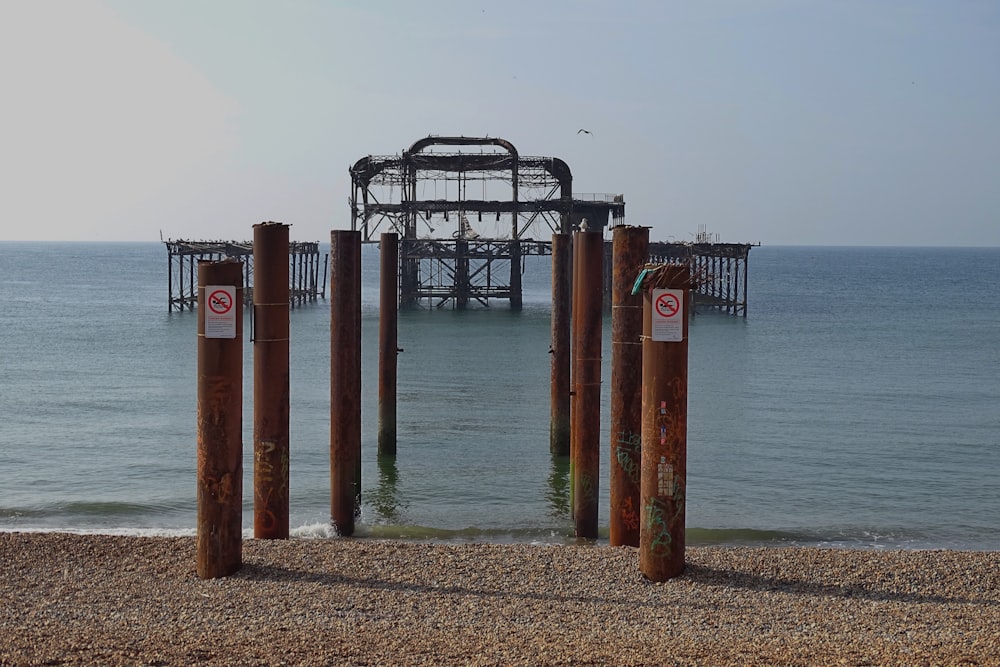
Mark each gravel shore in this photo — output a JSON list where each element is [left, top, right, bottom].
[[1, 532, 998, 665]]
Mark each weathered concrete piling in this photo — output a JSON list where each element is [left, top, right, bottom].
[[196, 259, 244, 579]]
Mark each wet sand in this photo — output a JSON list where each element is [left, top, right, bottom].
[[1, 532, 997, 665]]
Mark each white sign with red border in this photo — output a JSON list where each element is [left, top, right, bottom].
[[651, 288, 683, 342], [205, 285, 236, 339]]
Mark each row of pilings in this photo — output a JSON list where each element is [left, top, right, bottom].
[[196, 224, 689, 581]]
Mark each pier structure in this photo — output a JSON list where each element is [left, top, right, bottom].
[[645, 227, 755, 317], [165, 239, 326, 311], [349, 136, 625, 309]]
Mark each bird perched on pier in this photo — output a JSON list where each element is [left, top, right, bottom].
[[577, 128, 592, 135]]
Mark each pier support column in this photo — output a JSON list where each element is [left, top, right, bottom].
[[610, 226, 648, 547], [330, 230, 362, 536], [252, 222, 290, 539], [639, 264, 691, 581], [509, 239, 523, 311], [400, 240, 419, 307], [378, 233, 399, 457], [456, 238, 469, 310], [550, 233, 571, 456], [196, 259, 244, 579], [571, 230, 604, 538]]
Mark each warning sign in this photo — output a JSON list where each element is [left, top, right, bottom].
[[651, 288, 683, 342], [205, 285, 236, 339]]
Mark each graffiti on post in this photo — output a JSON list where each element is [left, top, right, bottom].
[[644, 475, 685, 557], [614, 430, 642, 485], [577, 472, 597, 507], [621, 495, 640, 531]]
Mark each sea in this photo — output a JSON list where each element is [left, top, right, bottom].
[[1, 241, 998, 550]]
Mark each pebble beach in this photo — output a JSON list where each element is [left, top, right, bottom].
[[1, 532, 998, 666]]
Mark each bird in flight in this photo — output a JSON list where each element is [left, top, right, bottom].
[[577, 128, 592, 135]]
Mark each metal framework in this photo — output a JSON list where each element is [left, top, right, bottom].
[[350, 136, 624, 308], [165, 240, 326, 311], [647, 240, 755, 316]]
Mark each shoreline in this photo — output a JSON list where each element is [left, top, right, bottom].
[[5, 524, 996, 553], [2, 532, 998, 665]]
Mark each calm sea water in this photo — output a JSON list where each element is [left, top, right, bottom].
[[1, 242, 998, 549]]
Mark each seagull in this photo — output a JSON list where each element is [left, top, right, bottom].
[[577, 128, 592, 135]]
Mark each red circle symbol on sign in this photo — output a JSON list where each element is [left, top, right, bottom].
[[208, 289, 233, 315], [655, 293, 680, 318]]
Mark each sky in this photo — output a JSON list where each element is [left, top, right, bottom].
[[1, 0, 997, 246]]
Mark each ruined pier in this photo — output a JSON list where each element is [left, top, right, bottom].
[[165, 239, 326, 311], [351, 136, 752, 314]]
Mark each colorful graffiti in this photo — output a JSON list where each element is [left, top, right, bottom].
[[644, 475, 685, 557], [614, 430, 642, 485]]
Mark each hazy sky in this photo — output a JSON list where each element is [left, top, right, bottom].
[[1, 1, 997, 245]]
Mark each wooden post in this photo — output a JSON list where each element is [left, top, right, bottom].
[[571, 230, 604, 538], [550, 233, 571, 456], [196, 259, 244, 579], [378, 232, 399, 457], [330, 230, 362, 536], [639, 264, 691, 580], [609, 226, 648, 547], [252, 222, 290, 539]]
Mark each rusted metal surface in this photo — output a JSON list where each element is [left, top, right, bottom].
[[378, 232, 399, 457], [549, 233, 571, 456], [165, 239, 324, 311], [571, 231, 604, 538], [196, 259, 244, 579], [569, 232, 582, 516], [509, 240, 522, 311], [639, 264, 691, 581], [349, 136, 624, 308], [252, 222, 290, 539], [330, 230, 362, 536], [609, 226, 649, 547], [647, 241, 755, 316]]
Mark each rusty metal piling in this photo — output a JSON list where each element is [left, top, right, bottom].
[[509, 239, 523, 311], [196, 260, 244, 579], [550, 233, 571, 456], [570, 230, 604, 538], [378, 232, 399, 457], [639, 264, 691, 580], [330, 230, 362, 536], [252, 222, 290, 539], [610, 226, 649, 547]]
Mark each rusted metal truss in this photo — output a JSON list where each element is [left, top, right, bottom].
[[164, 239, 326, 311], [646, 242, 755, 316], [351, 136, 624, 308], [399, 238, 552, 309]]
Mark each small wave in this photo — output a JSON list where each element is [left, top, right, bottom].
[[1, 500, 184, 522], [284, 521, 584, 544], [55, 500, 173, 518], [290, 523, 341, 539], [340, 523, 583, 545], [0, 525, 196, 538], [686, 527, 808, 546]]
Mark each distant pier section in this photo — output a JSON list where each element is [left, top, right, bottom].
[[164, 239, 326, 311], [350, 135, 625, 309], [352, 135, 755, 315], [642, 225, 756, 317]]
